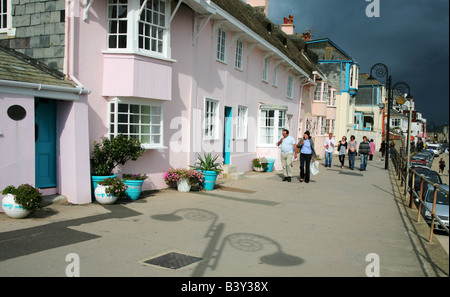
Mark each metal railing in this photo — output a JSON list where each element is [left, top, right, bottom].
[[391, 148, 449, 243]]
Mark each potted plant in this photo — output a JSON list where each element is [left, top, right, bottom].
[[252, 157, 268, 172], [190, 153, 222, 191], [163, 169, 205, 192], [90, 134, 144, 192], [122, 173, 148, 200], [1, 184, 42, 219], [94, 177, 127, 204]]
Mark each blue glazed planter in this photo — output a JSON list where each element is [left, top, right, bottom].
[[123, 180, 144, 200], [92, 174, 117, 191], [266, 158, 276, 172], [203, 170, 218, 191]]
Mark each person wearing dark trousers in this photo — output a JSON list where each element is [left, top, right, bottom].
[[359, 136, 371, 171], [337, 136, 348, 169], [297, 131, 317, 183], [348, 135, 357, 170]]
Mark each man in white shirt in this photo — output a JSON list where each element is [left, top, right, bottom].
[[324, 133, 336, 167], [277, 129, 297, 182]]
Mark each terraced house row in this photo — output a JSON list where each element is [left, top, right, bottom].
[[0, 0, 400, 205]]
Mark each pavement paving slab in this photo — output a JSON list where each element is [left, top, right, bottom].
[[0, 153, 448, 277]]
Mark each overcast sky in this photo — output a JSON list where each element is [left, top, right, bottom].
[[267, 0, 449, 127]]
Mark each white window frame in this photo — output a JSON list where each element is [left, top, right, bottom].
[[322, 83, 328, 103], [0, 0, 15, 36], [204, 98, 219, 140], [216, 28, 227, 63], [237, 105, 248, 139], [314, 82, 328, 101], [321, 117, 327, 135], [262, 56, 270, 82], [287, 75, 294, 99], [234, 39, 244, 70], [314, 83, 322, 101], [108, 97, 164, 149], [350, 64, 359, 89], [273, 65, 279, 87], [328, 88, 336, 106], [391, 118, 401, 127], [106, 0, 171, 60], [258, 108, 287, 146]]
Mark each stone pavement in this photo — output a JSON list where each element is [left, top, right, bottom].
[[0, 153, 448, 277]]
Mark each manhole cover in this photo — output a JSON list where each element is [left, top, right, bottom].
[[143, 252, 202, 270]]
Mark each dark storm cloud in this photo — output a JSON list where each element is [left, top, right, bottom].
[[268, 0, 449, 126]]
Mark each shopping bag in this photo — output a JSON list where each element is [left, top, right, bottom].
[[310, 160, 319, 175]]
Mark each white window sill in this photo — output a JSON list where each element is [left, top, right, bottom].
[[102, 49, 177, 63], [216, 59, 227, 65], [142, 144, 168, 150]]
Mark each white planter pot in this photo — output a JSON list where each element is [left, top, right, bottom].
[[1, 194, 30, 219], [253, 166, 265, 172], [94, 185, 118, 205], [177, 178, 191, 192]]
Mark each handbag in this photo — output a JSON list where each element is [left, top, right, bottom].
[[310, 160, 319, 175]]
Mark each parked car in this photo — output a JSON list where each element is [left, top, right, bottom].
[[409, 155, 431, 168], [426, 143, 441, 156], [416, 184, 449, 231], [421, 149, 435, 161], [414, 152, 434, 166], [410, 168, 442, 197]]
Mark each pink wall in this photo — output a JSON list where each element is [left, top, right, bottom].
[[0, 94, 35, 211], [74, 2, 304, 190], [57, 98, 92, 204]]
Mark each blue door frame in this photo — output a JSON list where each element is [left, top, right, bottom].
[[223, 106, 232, 164], [35, 98, 57, 188]]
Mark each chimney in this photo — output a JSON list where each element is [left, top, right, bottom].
[[281, 15, 295, 35], [247, 0, 269, 17]]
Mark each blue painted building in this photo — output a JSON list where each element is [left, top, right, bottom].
[[307, 38, 360, 141]]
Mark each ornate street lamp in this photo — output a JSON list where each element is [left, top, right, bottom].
[[368, 63, 391, 169]]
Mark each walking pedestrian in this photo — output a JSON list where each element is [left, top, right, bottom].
[[337, 136, 347, 169], [324, 133, 336, 167], [380, 140, 386, 157], [416, 138, 423, 152], [359, 136, 371, 171], [439, 158, 446, 175], [369, 139, 375, 160], [297, 131, 317, 183], [277, 129, 297, 182], [389, 141, 395, 155], [348, 135, 357, 170]]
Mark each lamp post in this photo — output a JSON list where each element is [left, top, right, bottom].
[[397, 92, 414, 196], [368, 63, 391, 169]]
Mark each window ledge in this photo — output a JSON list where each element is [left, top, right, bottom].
[[142, 145, 168, 150], [102, 49, 177, 64]]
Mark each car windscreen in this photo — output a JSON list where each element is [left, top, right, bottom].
[[425, 189, 449, 205], [415, 173, 442, 184]]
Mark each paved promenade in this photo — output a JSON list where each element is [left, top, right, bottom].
[[0, 153, 448, 277]]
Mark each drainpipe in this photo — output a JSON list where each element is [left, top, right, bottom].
[[65, 0, 86, 90], [297, 78, 313, 138]]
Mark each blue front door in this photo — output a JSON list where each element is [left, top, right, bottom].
[[35, 98, 57, 188], [223, 106, 232, 164]]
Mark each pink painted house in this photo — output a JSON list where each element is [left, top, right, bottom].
[[1, 0, 332, 205]]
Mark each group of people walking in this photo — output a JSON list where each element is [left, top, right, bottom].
[[278, 130, 377, 183], [332, 133, 375, 171]]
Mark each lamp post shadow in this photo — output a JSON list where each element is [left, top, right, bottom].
[[152, 208, 304, 277]]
